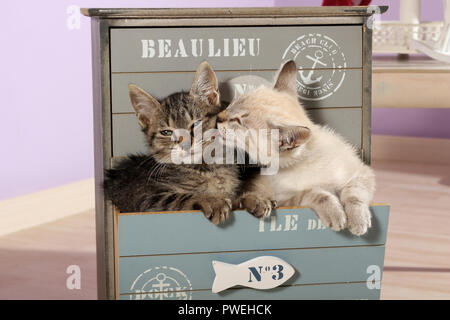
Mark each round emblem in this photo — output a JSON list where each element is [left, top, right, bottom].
[[282, 33, 347, 101], [129, 266, 193, 300]]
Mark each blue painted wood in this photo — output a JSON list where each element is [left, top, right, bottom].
[[111, 70, 363, 113], [110, 26, 362, 72], [112, 108, 362, 157], [118, 282, 381, 300], [118, 246, 385, 294], [118, 205, 390, 256]]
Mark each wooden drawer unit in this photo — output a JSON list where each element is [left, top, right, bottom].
[[116, 205, 389, 300], [82, 6, 387, 300]]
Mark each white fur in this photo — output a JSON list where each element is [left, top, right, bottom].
[[219, 61, 375, 235]]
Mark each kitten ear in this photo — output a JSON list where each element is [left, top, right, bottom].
[[128, 84, 161, 129], [274, 60, 298, 96], [190, 61, 220, 107], [278, 125, 310, 151]]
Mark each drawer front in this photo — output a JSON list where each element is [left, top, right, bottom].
[[112, 115, 148, 156], [118, 206, 389, 256], [112, 108, 362, 157], [111, 70, 362, 113], [119, 281, 381, 300], [307, 108, 362, 150], [118, 246, 385, 294], [110, 26, 362, 72]]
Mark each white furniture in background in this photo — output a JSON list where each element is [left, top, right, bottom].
[[413, 0, 450, 62], [373, 0, 450, 62], [373, 56, 450, 109]]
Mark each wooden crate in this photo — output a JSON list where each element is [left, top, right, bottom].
[[82, 6, 388, 300], [116, 205, 389, 300]]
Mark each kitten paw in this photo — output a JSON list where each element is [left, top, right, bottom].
[[197, 198, 232, 225], [241, 194, 276, 218], [344, 203, 372, 236], [315, 201, 347, 232]]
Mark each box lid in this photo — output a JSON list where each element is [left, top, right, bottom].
[[81, 6, 388, 19]]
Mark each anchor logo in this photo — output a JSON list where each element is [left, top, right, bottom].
[[129, 266, 193, 300], [298, 50, 326, 85], [282, 33, 347, 101]]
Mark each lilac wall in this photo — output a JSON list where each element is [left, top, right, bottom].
[[0, 0, 275, 201], [275, 0, 444, 21], [1, 0, 449, 201]]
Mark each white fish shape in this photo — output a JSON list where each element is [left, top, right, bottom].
[[211, 256, 295, 293]]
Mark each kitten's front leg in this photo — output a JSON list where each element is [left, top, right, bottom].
[[238, 192, 277, 218], [194, 197, 233, 225], [299, 187, 347, 231], [339, 166, 375, 236], [237, 175, 277, 218]]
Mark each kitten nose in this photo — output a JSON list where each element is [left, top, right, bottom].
[[217, 110, 227, 123]]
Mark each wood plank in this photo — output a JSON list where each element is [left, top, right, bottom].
[[381, 271, 450, 300], [373, 159, 450, 269], [111, 70, 363, 113], [112, 108, 363, 157], [118, 206, 389, 256], [118, 246, 385, 294], [119, 281, 381, 300], [82, 7, 388, 18], [0, 211, 96, 299], [110, 26, 362, 72]]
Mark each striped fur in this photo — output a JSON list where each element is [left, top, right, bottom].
[[104, 62, 242, 224]]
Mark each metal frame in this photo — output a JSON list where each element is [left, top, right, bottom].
[[84, 6, 383, 300]]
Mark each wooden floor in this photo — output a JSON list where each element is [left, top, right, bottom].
[[373, 160, 450, 299], [0, 158, 449, 299]]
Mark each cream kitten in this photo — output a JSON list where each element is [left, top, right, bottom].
[[217, 60, 375, 236]]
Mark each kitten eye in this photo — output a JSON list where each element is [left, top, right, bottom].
[[160, 130, 173, 136], [193, 120, 202, 127]]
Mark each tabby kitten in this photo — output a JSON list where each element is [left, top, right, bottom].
[[104, 62, 241, 225]]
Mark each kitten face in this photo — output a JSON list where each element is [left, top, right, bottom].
[[128, 61, 223, 163], [217, 60, 312, 165]]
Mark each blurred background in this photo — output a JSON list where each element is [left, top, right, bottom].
[[1, 0, 449, 300]]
